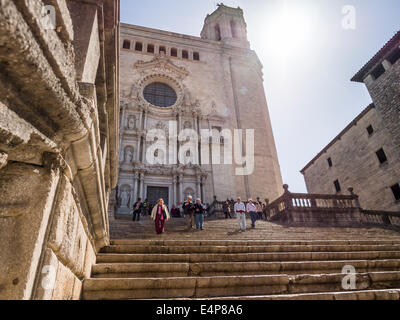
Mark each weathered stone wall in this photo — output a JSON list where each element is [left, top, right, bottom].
[[363, 50, 400, 181], [302, 33, 400, 212], [302, 106, 400, 212], [0, 0, 120, 300]]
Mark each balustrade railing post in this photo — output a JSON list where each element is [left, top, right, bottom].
[[348, 187, 361, 208], [283, 184, 292, 212], [383, 214, 391, 226], [310, 196, 317, 208]]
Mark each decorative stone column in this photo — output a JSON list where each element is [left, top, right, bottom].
[[143, 110, 148, 130], [139, 172, 145, 200], [178, 173, 184, 203], [196, 175, 201, 200], [136, 133, 141, 162], [172, 176, 177, 206], [129, 184, 134, 209], [177, 113, 181, 164], [133, 172, 139, 203], [142, 139, 147, 164], [142, 111, 148, 163]]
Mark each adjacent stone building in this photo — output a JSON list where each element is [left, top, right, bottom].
[[301, 31, 400, 212], [0, 0, 120, 299], [116, 4, 283, 212]]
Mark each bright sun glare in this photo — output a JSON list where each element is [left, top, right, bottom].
[[263, 4, 315, 60]]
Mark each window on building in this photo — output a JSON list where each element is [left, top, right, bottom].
[[182, 50, 189, 59], [159, 46, 166, 54], [391, 184, 400, 201], [171, 48, 178, 57], [215, 24, 221, 41], [327, 157, 333, 167], [230, 20, 237, 38], [371, 63, 385, 80], [387, 48, 400, 65], [147, 44, 155, 53], [193, 52, 200, 61], [123, 40, 131, 49], [143, 82, 177, 108], [334, 180, 341, 193], [186, 150, 191, 157], [135, 42, 143, 51], [367, 125, 374, 136], [376, 148, 388, 164]]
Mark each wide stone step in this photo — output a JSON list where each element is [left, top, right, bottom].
[[96, 250, 400, 264], [199, 289, 400, 300], [91, 259, 400, 278], [109, 239, 400, 246], [101, 244, 400, 254], [82, 271, 400, 300]]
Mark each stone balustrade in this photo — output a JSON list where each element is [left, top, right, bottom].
[[362, 210, 400, 229], [208, 185, 400, 231]]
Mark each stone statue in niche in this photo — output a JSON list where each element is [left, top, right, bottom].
[[183, 121, 192, 129], [124, 147, 134, 163], [129, 83, 140, 99], [211, 101, 217, 113], [127, 115, 136, 129], [155, 121, 167, 132], [183, 89, 192, 106], [193, 99, 201, 109], [119, 189, 130, 208]]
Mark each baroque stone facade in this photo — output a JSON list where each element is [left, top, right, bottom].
[[0, 0, 120, 299], [301, 31, 400, 212], [116, 4, 283, 211]]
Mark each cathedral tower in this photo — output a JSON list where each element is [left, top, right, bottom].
[[202, 4, 283, 201], [201, 4, 250, 48]]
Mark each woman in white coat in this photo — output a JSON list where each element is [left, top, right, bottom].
[[151, 198, 170, 234]]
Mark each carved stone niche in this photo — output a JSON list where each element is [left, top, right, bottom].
[[183, 120, 192, 129], [126, 115, 137, 130], [123, 146, 134, 163], [118, 184, 132, 208]]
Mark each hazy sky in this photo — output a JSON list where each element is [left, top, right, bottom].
[[121, 0, 400, 193]]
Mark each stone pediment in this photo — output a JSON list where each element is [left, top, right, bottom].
[[134, 55, 189, 79]]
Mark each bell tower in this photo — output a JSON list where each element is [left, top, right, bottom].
[[201, 4, 250, 48]]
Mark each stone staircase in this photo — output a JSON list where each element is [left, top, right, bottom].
[[82, 217, 400, 300]]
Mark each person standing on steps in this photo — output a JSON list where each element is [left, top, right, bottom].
[[255, 200, 263, 221], [151, 198, 170, 234], [194, 198, 205, 230], [246, 199, 258, 229], [223, 200, 232, 219], [132, 197, 143, 221], [234, 197, 246, 232], [182, 196, 195, 231], [143, 198, 149, 216]]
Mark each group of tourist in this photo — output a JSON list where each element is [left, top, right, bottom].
[[233, 197, 264, 232], [223, 198, 268, 221], [131, 196, 208, 234], [131, 196, 268, 234]]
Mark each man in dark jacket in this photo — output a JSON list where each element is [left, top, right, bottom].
[[132, 197, 143, 221], [194, 198, 205, 230], [182, 196, 194, 231]]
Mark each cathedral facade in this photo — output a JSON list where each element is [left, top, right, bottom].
[[116, 5, 283, 212]]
